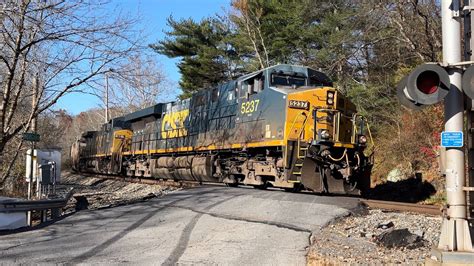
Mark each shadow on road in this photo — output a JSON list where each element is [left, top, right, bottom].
[[69, 187, 234, 264], [364, 177, 436, 203], [0, 211, 76, 236]]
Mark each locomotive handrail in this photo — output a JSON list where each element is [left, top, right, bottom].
[[315, 108, 341, 142], [314, 108, 373, 147], [351, 114, 375, 155], [314, 108, 354, 120], [365, 121, 375, 156], [334, 112, 340, 142], [296, 115, 309, 158]]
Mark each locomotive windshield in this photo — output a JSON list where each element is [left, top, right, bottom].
[[308, 69, 333, 87], [271, 73, 306, 87]]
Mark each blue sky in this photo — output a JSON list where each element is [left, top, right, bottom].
[[55, 0, 230, 115]]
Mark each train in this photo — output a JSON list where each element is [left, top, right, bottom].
[[71, 64, 373, 195]]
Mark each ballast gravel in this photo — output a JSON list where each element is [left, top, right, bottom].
[[60, 172, 187, 212], [307, 208, 442, 264]]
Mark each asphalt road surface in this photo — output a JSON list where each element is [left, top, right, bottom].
[[0, 185, 359, 265]]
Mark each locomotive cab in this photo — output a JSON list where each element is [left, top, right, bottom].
[[275, 67, 373, 194], [221, 64, 373, 194]]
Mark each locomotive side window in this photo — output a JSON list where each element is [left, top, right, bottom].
[[246, 79, 255, 95], [239, 73, 265, 98], [238, 81, 246, 98], [228, 87, 235, 101], [255, 75, 264, 92], [211, 88, 219, 102]]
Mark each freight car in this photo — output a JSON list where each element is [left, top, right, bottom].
[[71, 64, 373, 195]]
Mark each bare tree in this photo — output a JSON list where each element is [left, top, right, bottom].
[[231, 0, 269, 69], [0, 0, 141, 184], [105, 55, 173, 113]]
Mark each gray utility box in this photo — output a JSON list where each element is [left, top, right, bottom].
[[25, 149, 61, 183]]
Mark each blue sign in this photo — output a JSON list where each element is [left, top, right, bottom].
[[441, 131, 463, 147]]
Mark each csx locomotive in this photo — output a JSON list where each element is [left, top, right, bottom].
[[71, 64, 373, 195]]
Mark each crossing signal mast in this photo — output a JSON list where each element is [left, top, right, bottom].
[[397, 0, 474, 262]]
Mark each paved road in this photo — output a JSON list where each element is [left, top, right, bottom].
[[0, 186, 359, 265]]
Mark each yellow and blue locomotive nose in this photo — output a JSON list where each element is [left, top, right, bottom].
[[285, 87, 337, 144]]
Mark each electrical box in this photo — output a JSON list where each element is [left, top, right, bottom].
[[25, 149, 61, 183]]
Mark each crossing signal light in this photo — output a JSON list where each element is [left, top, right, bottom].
[[397, 64, 450, 108], [397, 76, 424, 109], [462, 65, 474, 100]]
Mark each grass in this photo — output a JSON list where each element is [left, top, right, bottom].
[[423, 192, 446, 205]]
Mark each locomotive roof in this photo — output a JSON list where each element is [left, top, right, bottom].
[[237, 64, 331, 82], [124, 103, 164, 122], [113, 64, 332, 125]]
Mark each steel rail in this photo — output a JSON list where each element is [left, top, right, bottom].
[[360, 199, 442, 216]]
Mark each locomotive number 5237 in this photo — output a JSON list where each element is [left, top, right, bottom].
[[241, 99, 260, 114]]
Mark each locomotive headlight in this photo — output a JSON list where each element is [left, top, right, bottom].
[[321, 130, 330, 139], [327, 91, 335, 105], [358, 135, 367, 144]]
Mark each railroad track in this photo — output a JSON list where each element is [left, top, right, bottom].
[[78, 172, 443, 216], [360, 199, 442, 216], [82, 173, 220, 187]]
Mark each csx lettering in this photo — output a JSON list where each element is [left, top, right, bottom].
[[240, 99, 260, 114], [161, 109, 190, 139]]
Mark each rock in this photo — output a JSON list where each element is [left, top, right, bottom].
[[413, 229, 424, 238], [74, 195, 89, 211], [344, 225, 355, 230], [97, 204, 112, 209], [376, 221, 394, 229], [142, 192, 157, 200], [386, 168, 405, 182], [375, 228, 425, 249]]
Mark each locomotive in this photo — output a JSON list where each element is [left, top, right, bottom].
[[71, 64, 373, 195]]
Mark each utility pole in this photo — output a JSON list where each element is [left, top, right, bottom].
[[105, 71, 109, 123], [26, 73, 39, 226], [437, 0, 473, 254]]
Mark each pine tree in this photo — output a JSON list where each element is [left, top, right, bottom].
[[150, 16, 237, 97]]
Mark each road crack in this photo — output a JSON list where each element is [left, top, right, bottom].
[[165, 204, 312, 233]]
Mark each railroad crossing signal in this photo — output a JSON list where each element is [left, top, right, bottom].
[[462, 65, 474, 99], [395, 0, 474, 260]]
